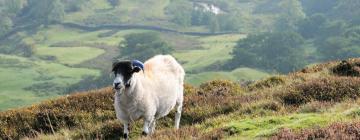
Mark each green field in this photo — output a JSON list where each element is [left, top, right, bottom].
[[174, 34, 247, 72], [0, 25, 262, 110], [187, 68, 269, 86], [36, 47, 105, 65], [204, 111, 351, 139], [0, 54, 100, 111], [28, 25, 146, 46], [0, 0, 272, 111]]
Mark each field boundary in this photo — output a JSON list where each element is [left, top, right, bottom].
[[0, 22, 241, 43]]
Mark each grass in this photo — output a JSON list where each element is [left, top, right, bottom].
[[174, 34, 246, 72], [0, 54, 100, 111], [187, 67, 269, 86], [36, 47, 105, 65], [223, 113, 347, 139], [30, 25, 146, 46]]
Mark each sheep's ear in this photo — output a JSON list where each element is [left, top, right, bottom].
[[131, 60, 144, 73], [132, 67, 141, 73]]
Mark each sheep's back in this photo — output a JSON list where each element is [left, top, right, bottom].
[[144, 55, 185, 81]]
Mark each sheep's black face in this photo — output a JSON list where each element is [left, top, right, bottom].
[[112, 61, 141, 90]]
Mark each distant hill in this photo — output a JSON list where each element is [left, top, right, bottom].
[[1, 58, 359, 139], [0, 0, 278, 110]]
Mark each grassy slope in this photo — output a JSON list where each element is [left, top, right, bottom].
[[0, 0, 279, 110], [174, 34, 246, 72], [0, 26, 267, 109], [173, 34, 270, 85], [0, 54, 100, 111], [37, 47, 105, 65], [64, 0, 171, 26], [1, 58, 359, 140]]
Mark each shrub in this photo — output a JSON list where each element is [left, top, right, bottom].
[[248, 76, 286, 91], [278, 77, 360, 105], [298, 101, 333, 113], [332, 59, 360, 77], [198, 80, 243, 96], [183, 83, 198, 96], [180, 80, 268, 125], [0, 87, 115, 139], [300, 62, 334, 74], [107, 0, 120, 7]]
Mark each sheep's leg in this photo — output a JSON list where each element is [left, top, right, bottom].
[[142, 119, 151, 136], [149, 119, 156, 134], [123, 122, 130, 139], [174, 102, 183, 129]]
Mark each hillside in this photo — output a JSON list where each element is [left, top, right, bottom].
[[0, 0, 273, 110], [1, 58, 360, 139], [0, 0, 359, 114]]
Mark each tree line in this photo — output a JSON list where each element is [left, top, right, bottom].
[[229, 0, 360, 73]]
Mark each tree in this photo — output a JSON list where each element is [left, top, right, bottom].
[[167, 0, 192, 27], [298, 14, 328, 38], [209, 16, 220, 33], [3, 0, 24, 17], [12, 41, 36, 57], [217, 13, 241, 32], [275, 0, 305, 31], [21, 0, 64, 24], [318, 37, 360, 61], [107, 0, 120, 8], [119, 32, 173, 61], [334, 0, 360, 24], [48, 0, 65, 23], [345, 26, 360, 44], [300, 0, 338, 15], [0, 16, 12, 36], [62, 0, 86, 12], [231, 31, 306, 73], [191, 10, 213, 26], [318, 20, 348, 40]]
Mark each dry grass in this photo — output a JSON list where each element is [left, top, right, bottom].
[[0, 87, 115, 139], [0, 80, 254, 139], [248, 76, 286, 91], [273, 122, 360, 140], [277, 76, 360, 106], [1, 58, 360, 139]]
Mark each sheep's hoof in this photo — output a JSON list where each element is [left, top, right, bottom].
[[123, 133, 128, 139], [142, 131, 148, 136]]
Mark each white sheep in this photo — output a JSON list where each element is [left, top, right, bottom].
[[112, 55, 185, 139]]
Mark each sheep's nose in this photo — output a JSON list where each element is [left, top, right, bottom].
[[114, 82, 121, 89]]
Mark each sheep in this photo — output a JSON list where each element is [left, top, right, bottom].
[[112, 55, 185, 139]]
